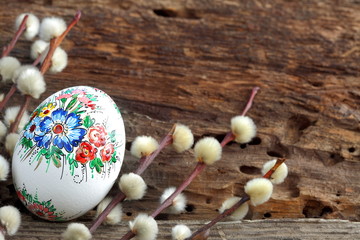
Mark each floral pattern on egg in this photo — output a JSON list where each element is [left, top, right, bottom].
[[12, 86, 125, 221], [16, 185, 65, 221], [18, 87, 121, 177]]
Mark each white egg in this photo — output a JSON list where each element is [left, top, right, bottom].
[[12, 86, 126, 221]]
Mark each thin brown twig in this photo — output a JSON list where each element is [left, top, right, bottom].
[[188, 195, 250, 239], [0, 84, 16, 111], [150, 162, 206, 218], [40, 11, 81, 74], [241, 87, 260, 116], [2, 15, 28, 57], [187, 158, 287, 239], [89, 124, 176, 234], [89, 193, 126, 233], [135, 124, 175, 175], [0, 15, 29, 111], [1, 11, 81, 129], [262, 158, 286, 179], [119, 87, 261, 240], [32, 53, 43, 66], [9, 95, 31, 133], [220, 86, 260, 147]]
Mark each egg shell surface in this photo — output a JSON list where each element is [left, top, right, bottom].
[[12, 86, 125, 221]]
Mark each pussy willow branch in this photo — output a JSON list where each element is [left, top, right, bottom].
[[0, 85, 16, 111], [151, 162, 206, 218], [9, 95, 31, 133], [4, 11, 81, 133], [135, 124, 176, 175], [0, 15, 28, 112], [119, 87, 260, 240], [2, 15, 28, 57], [241, 86, 260, 116], [118, 162, 207, 240], [40, 10, 81, 74], [220, 86, 260, 147], [186, 158, 287, 239], [89, 125, 176, 234]]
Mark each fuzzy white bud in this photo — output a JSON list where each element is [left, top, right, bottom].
[[15, 13, 40, 40], [0, 206, 21, 236], [30, 40, 49, 60], [231, 116, 257, 143], [119, 173, 147, 200], [261, 159, 288, 184], [0, 93, 3, 102], [40, 47, 68, 73], [172, 224, 191, 240], [95, 197, 122, 225], [62, 223, 92, 240], [194, 137, 222, 165], [129, 214, 158, 240], [0, 155, 10, 181], [5, 133, 20, 156], [172, 124, 194, 153], [244, 178, 273, 206], [160, 187, 187, 214], [219, 197, 249, 220], [39, 17, 66, 41], [0, 56, 21, 83], [4, 106, 29, 131], [14, 65, 46, 99], [130, 136, 159, 158]]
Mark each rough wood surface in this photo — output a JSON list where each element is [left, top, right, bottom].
[[1, 0, 360, 239], [10, 218, 360, 239]]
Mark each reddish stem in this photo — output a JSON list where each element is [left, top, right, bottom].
[[151, 162, 206, 218], [0, 84, 17, 111], [262, 158, 286, 179], [89, 125, 175, 234], [220, 132, 235, 147], [220, 87, 259, 147], [2, 15, 28, 57], [89, 193, 126, 233], [241, 87, 260, 116], [40, 11, 81, 74], [119, 162, 206, 240], [186, 195, 250, 240], [40, 38, 56, 74], [10, 95, 31, 133], [187, 158, 287, 239], [56, 11, 81, 46], [32, 52, 43, 66], [119, 87, 261, 240], [135, 125, 175, 175], [119, 231, 136, 240]]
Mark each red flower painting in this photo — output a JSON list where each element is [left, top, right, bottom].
[[27, 203, 57, 220], [88, 125, 107, 147], [101, 143, 114, 162], [75, 141, 97, 164]]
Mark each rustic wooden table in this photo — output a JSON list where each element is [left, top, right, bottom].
[[1, 0, 360, 239]]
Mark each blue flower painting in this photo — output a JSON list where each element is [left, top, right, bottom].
[[34, 109, 87, 152], [23, 117, 42, 139]]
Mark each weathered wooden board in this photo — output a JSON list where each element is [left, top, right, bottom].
[[9, 217, 360, 239], [1, 0, 360, 239]]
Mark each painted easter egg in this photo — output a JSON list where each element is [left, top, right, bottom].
[[12, 86, 125, 221]]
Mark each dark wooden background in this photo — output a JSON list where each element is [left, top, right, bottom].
[[1, 0, 359, 239]]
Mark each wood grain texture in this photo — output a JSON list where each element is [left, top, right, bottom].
[[10, 217, 360, 239], [1, 0, 360, 238]]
